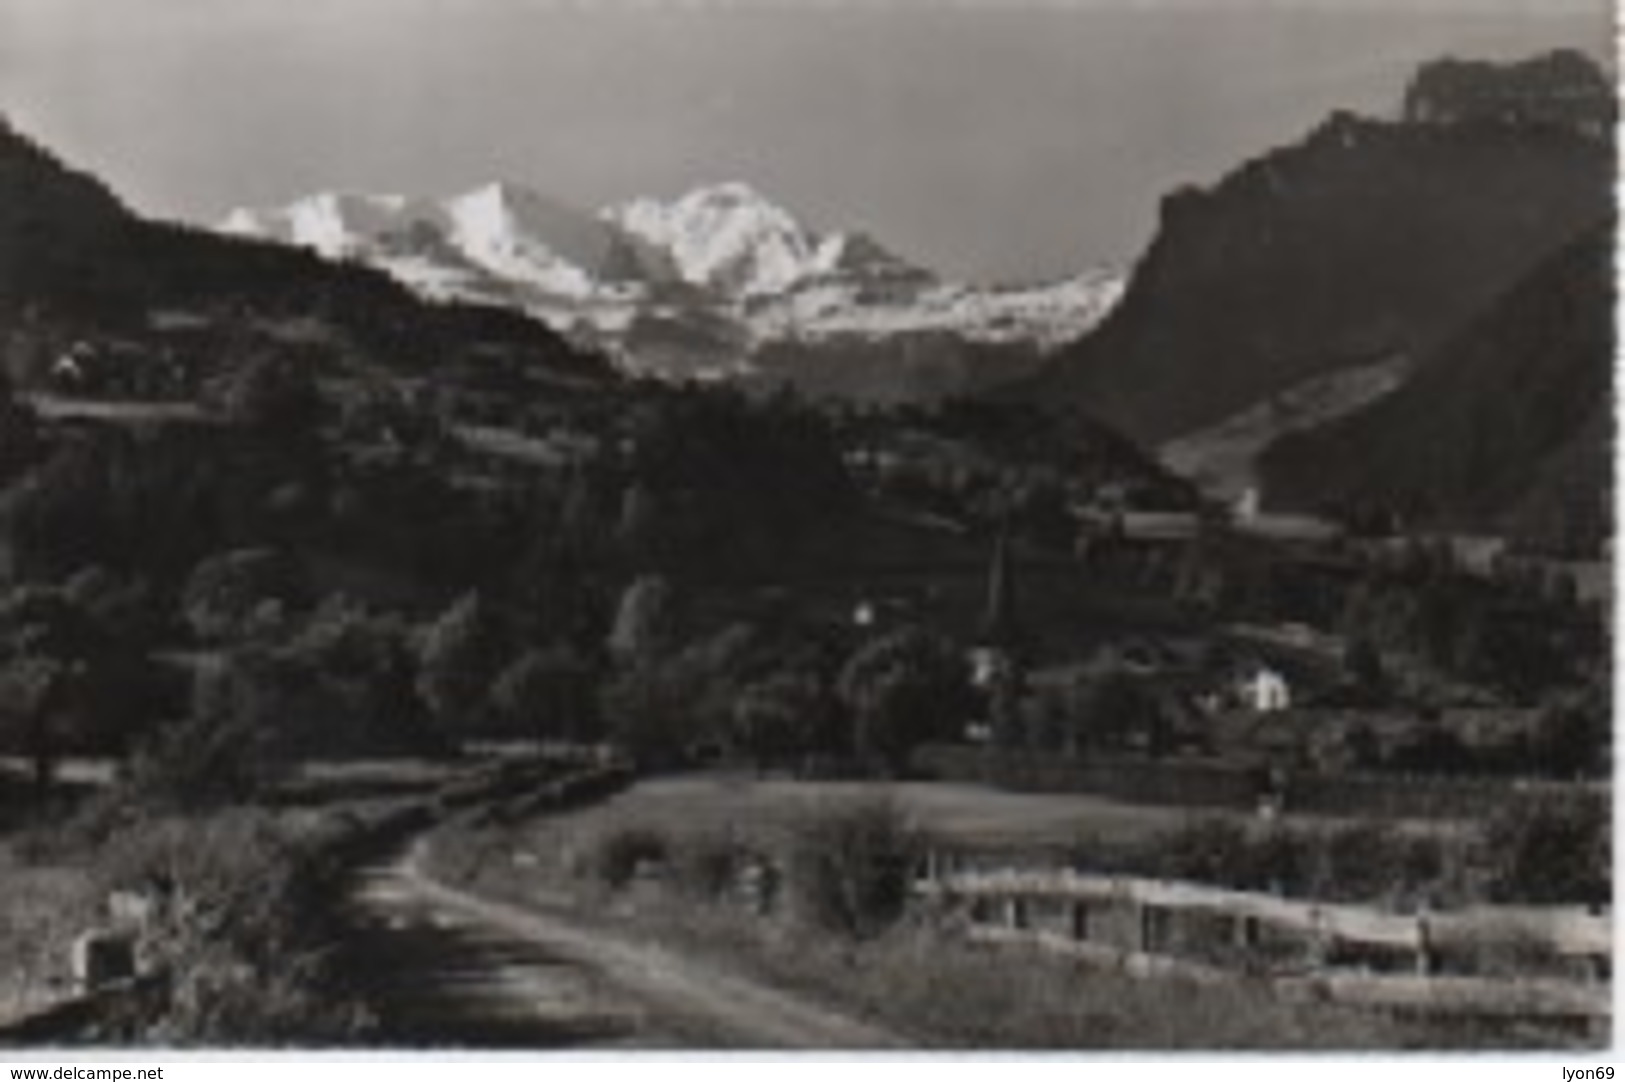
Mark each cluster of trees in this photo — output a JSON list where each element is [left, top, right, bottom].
[[1165, 527, 1600, 706], [165, 561, 979, 785], [0, 572, 182, 791], [972, 655, 1183, 762], [619, 389, 853, 578], [1368, 676, 1610, 781], [1337, 566, 1595, 703], [599, 584, 974, 775], [837, 400, 1194, 551], [0, 359, 866, 804]]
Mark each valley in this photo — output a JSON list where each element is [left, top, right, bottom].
[[1159, 355, 1414, 504], [0, 33, 1611, 1055]]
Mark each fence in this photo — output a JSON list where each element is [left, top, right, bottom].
[[913, 744, 1608, 822], [918, 860, 1611, 1024]]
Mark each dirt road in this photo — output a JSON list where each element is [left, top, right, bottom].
[[343, 837, 907, 1049]]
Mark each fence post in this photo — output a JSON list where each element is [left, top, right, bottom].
[[1414, 915, 1435, 977], [1305, 907, 1329, 970], [1071, 901, 1090, 942], [1138, 903, 1161, 953], [1005, 895, 1029, 931]]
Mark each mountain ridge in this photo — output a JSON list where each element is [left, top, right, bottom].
[[222, 180, 1122, 402], [1257, 224, 1613, 554], [0, 115, 611, 396], [1014, 49, 1614, 445]]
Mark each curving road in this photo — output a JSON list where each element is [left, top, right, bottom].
[[342, 836, 907, 1050]]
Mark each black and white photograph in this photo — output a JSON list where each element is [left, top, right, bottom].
[[0, 0, 1612, 1055]]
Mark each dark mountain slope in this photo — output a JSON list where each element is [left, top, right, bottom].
[[0, 118, 135, 313], [0, 116, 609, 386], [1257, 226, 1612, 553], [1018, 52, 1613, 445]]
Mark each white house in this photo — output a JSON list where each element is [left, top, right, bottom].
[[1236, 664, 1291, 712], [967, 645, 1014, 691]]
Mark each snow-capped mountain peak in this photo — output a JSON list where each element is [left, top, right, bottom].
[[221, 190, 430, 259], [442, 181, 632, 298], [605, 182, 824, 297], [220, 177, 1123, 402]]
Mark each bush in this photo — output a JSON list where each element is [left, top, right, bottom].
[[1154, 818, 1253, 887], [838, 627, 971, 774], [1156, 818, 1311, 895], [1480, 794, 1609, 905], [416, 591, 504, 734], [98, 810, 377, 1044], [123, 704, 290, 811], [1316, 822, 1408, 902], [671, 832, 770, 903], [784, 798, 920, 938], [592, 826, 669, 891]]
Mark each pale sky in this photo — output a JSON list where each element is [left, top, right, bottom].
[[0, 0, 1610, 283]]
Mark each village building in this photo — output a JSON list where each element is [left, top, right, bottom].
[[1235, 663, 1292, 713]]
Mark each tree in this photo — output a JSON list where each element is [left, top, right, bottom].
[[416, 592, 503, 735], [1344, 719, 1383, 771], [0, 426, 233, 582], [1008, 477, 1076, 552], [491, 645, 599, 743], [1530, 679, 1610, 778], [614, 482, 666, 573], [512, 491, 615, 650], [287, 598, 433, 754], [182, 548, 310, 643], [125, 674, 289, 809], [606, 574, 676, 666], [0, 655, 78, 792], [0, 379, 42, 485], [598, 658, 701, 769], [0, 587, 104, 791], [733, 669, 833, 773], [623, 390, 853, 577], [0, 442, 109, 579], [0, 579, 183, 781], [1071, 668, 1167, 756], [1342, 634, 1387, 700], [217, 353, 322, 434], [837, 626, 971, 774], [188, 599, 438, 771], [600, 622, 758, 768]]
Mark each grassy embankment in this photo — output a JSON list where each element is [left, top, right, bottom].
[[0, 758, 474, 1043], [423, 774, 1532, 1050]]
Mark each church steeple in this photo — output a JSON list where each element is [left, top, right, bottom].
[[982, 517, 1017, 647]]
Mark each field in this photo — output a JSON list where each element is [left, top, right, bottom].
[[513, 772, 1466, 855], [421, 773, 1525, 1049]]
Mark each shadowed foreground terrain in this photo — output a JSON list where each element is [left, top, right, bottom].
[[341, 835, 903, 1049]]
